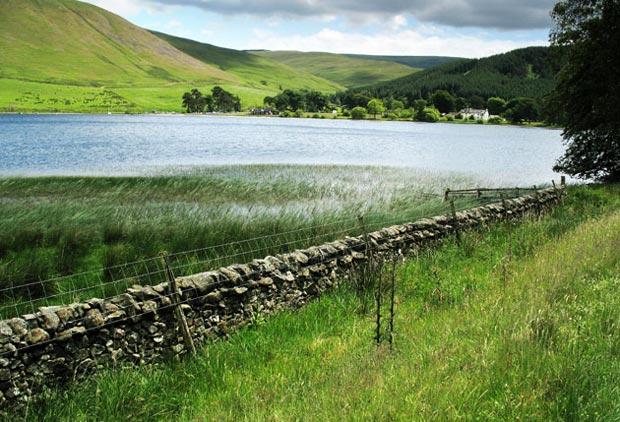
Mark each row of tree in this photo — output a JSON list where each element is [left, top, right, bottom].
[[182, 86, 241, 113], [263, 89, 329, 113]]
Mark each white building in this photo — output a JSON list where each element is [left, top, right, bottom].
[[460, 108, 490, 121]]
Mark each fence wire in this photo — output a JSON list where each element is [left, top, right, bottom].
[[0, 188, 532, 321]]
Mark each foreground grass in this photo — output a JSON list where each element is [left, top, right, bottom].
[[14, 184, 620, 421]]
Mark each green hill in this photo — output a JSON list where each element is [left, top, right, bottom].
[[0, 0, 342, 112], [0, 0, 232, 87], [347, 47, 557, 104], [249, 50, 419, 88], [150, 32, 344, 94], [343, 54, 463, 69]]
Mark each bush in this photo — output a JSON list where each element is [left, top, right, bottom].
[[455, 113, 464, 120], [415, 106, 441, 123], [477, 119, 484, 124], [488, 116, 504, 124], [399, 108, 413, 119], [294, 109, 304, 118], [312, 113, 320, 119], [279, 111, 291, 118], [445, 114, 455, 121], [342, 109, 351, 117], [386, 112, 399, 121], [351, 106, 367, 120]]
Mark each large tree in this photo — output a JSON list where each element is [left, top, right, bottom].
[[549, 0, 620, 181]]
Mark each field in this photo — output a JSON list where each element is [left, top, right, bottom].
[[7, 182, 620, 421], [0, 165, 486, 318]]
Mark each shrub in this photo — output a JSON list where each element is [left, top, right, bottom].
[[445, 114, 455, 121], [488, 116, 504, 124], [351, 106, 367, 120], [399, 108, 413, 119], [294, 109, 304, 118], [415, 106, 441, 123]]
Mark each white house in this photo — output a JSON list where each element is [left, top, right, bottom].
[[459, 108, 490, 121]]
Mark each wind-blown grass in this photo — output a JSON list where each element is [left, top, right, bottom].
[[0, 165, 484, 315], [12, 183, 620, 421]]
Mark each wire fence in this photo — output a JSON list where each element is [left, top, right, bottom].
[[0, 187, 541, 321]]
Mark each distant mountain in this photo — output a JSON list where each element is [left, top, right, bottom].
[[248, 50, 420, 88], [348, 47, 557, 104]]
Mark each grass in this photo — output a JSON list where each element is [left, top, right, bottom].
[[12, 183, 620, 421], [0, 165, 485, 317], [0, 0, 344, 113], [249, 51, 419, 89]]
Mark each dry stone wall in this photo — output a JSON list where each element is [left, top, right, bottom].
[[0, 187, 564, 410]]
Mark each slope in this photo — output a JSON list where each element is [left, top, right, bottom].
[[151, 31, 344, 93], [343, 54, 463, 69], [0, 0, 234, 87], [249, 50, 419, 88], [349, 47, 557, 103]]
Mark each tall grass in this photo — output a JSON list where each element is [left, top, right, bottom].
[[11, 183, 620, 421], [0, 165, 485, 316]]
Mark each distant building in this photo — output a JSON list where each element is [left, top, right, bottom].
[[459, 108, 489, 121], [248, 107, 278, 116]]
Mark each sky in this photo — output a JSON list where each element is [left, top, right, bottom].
[[82, 0, 555, 58]]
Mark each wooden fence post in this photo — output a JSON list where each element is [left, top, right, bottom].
[[500, 192, 508, 220], [450, 199, 461, 244], [444, 188, 451, 202], [160, 252, 196, 356]]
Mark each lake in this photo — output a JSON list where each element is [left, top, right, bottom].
[[0, 114, 566, 185]]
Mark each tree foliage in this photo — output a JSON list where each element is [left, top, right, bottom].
[[350, 106, 367, 120], [366, 98, 385, 119], [182, 86, 240, 113], [431, 90, 455, 114], [342, 47, 556, 108], [549, 0, 620, 181]]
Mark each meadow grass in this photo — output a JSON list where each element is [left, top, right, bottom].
[[11, 183, 620, 421], [0, 165, 485, 317]]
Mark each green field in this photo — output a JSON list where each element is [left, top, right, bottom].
[[250, 51, 420, 88], [9, 183, 620, 421]]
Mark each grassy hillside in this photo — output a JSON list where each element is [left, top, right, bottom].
[[0, 0, 342, 112], [151, 32, 344, 94], [344, 54, 463, 69], [0, 0, 232, 87], [349, 46, 557, 103], [250, 50, 419, 88], [12, 183, 620, 420]]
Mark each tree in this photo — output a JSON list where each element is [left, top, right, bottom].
[[504, 97, 540, 123], [181, 88, 206, 113], [415, 106, 441, 123], [487, 97, 506, 115], [211, 86, 241, 112], [305, 91, 328, 112], [431, 90, 456, 114], [350, 106, 367, 120], [366, 99, 385, 119], [549, 0, 620, 181]]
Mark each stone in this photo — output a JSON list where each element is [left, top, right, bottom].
[[205, 291, 223, 303], [26, 328, 49, 345], [141, 300, 158, 313], [39, 309, 60, 332], [233, 287, 248, 295], [57, 326, 86, 341], [7, 318, 28, 337], [0, 322, 13, 338], [258, 277, 273, 286], [84, 309, 105, 328]]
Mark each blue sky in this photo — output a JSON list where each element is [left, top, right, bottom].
[[83, 0, 554, 58]]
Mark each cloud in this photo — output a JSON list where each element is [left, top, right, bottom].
[[147, 0, 555, 30], [245, 27, 548, 58]]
